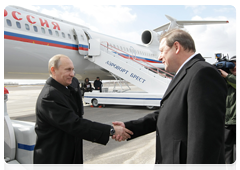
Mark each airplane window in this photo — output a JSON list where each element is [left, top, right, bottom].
[[68, 34, 71, 39], [62, 32, 65, 38], [16, 21, 21, 28], [73, 35, 77, 40], [25, 24, 30, 31], [48, 29, 52, 35], [33, 26, 38, 32], [117, 45, 119, 49], [41, 28, 45, 34], [6, 19, 12, 27], [120, 46, 122, 50], [55, 31, 59, 37]]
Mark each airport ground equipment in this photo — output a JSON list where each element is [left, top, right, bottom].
[[4, 87, 36, 164], [83, 42, 172, 108], [84, 90, 162, 110]]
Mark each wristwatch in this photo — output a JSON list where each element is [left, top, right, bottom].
[[110, 125, 115, 136]]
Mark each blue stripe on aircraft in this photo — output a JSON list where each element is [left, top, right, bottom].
[[4, 31, 78, 49], [79, 44, 88, 48]]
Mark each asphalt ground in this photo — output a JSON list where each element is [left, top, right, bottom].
[[5, 85, 156, 164]]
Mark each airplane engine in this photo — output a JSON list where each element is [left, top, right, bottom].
[[141, 30, 160, 47]]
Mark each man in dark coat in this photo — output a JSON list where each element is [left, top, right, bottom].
[[94, 77, 102, 92], [113, 29, 227, 164], [34, 54, 133, 164]]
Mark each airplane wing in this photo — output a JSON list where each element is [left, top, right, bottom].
[[153, 15, 229, 32]]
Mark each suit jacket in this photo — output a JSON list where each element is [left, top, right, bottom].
[[34, 77, 111, 164], [125, 54, 227, 164]]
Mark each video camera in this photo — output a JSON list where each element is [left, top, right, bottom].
[[213, 53, 235, 73]]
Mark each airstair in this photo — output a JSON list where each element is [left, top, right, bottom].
[[86, 39, 173, 94]]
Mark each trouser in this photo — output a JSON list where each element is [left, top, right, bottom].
[[224, 125, 236, 164]]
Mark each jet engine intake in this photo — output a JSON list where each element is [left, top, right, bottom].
[[141, 30, 159, 46]]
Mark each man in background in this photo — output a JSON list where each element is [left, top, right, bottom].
[[94, 77, 102, 92], [219, 56, 236, 164]]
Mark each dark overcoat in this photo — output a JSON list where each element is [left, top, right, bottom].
[[125, 54, 227, 164], [34, 77, 110, 164]]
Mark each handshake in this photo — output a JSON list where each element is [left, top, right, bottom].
[[111, 121, 133, 142]]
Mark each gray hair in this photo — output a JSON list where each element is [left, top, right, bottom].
[[48, 54, 68, 75]]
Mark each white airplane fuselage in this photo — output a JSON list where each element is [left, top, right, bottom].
[[4, 6, 162, 81]]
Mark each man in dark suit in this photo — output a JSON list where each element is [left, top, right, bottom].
[[94, 77, 102, 92], [113, 29, 227, 164], [34, 54, 133, 164]]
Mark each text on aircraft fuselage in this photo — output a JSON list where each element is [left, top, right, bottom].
[[4, 9, 61, 31]]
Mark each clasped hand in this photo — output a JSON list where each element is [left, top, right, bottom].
[[112, 121, 133, 142]]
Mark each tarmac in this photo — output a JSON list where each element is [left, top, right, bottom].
[[5, 84, 156, 164]]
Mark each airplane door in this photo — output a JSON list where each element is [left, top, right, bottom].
[[73, 28, 89, 55]]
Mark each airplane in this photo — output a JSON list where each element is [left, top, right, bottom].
[[4, 5, 229, 82]]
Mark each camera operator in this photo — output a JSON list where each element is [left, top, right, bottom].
[[219, 56, 236, 164]]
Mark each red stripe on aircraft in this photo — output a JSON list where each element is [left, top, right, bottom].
[[79, 47, 88, 51], [4, 35, 78, 50]]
